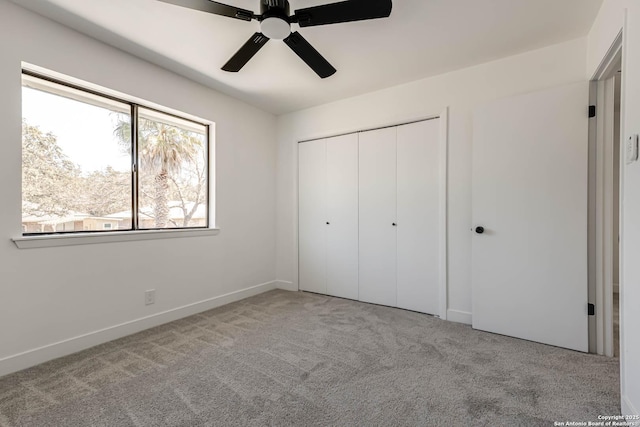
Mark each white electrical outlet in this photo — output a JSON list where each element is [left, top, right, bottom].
[[626, 135, 639, 165], [145, 289, 156, 305]]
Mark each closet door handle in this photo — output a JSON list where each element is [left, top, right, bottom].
[[326, 222, 330, 225], [392, 223, 397, 226]]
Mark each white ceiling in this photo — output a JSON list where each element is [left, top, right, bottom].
[[14, 0, 603, 115]]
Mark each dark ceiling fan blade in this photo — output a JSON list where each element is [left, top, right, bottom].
[[292, 0, 392, 27], [158, 0, 255, 21], [222, 33, 269, 72], [284, 32, 336, 79]]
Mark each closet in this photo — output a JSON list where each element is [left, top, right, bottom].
[[298, 118, 443, 316]]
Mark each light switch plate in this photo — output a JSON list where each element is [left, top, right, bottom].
[[626, 135, 639, 165]]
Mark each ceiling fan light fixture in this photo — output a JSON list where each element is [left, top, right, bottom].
[[261, 17, 291, 40]]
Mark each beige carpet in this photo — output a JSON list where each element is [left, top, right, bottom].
[[0, 290, 620, 426]]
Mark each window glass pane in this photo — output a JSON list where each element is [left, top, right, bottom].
[[21, 77, 132, 234], [137, 108, 208, 229]]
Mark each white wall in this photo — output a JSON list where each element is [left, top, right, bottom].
[[588, 0, 640, 416], [276, 38, 587, 323], [0, 0, 277, 375]]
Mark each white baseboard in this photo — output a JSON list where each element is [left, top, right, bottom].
[[622, 394, 639, 416], [274, 280, 297, 292], [0, 280, 279, 378], [447, 309, 472, 325]]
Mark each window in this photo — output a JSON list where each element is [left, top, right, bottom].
[[21, 71, 210, 235]]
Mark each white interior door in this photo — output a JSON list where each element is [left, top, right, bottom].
[[326, 134, 359, 300], [472, 82, 589, 352], [298, 139, 327, 294], [359, 127, 397, 306], [396, 119, 441, 315]]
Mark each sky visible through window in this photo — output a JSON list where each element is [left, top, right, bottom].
[[22, 86, 130, 173]]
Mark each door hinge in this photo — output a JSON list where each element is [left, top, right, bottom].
[[589, 105, 596, 118], [588, 303, 595, 316]]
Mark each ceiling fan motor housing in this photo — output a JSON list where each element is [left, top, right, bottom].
[[260, 0, 291, 39]]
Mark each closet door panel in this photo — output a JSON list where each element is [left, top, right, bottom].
[[298, 140, 327, 294], [396, 119, 441, 314], [359, 127, 397, 306], [326, 134, 359, 300]]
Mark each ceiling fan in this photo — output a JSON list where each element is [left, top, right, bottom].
[[158, 0, 393, 78]]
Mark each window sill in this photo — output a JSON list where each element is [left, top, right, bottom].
[[12, 228, 220, 249]]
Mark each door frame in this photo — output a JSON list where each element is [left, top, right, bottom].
[[295, 108, 449, 319], [589, 31, 623, 356]]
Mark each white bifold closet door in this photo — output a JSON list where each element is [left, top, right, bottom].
[[396, 120, 441, 314], [326, 134, 359, 300], [359, 127, 398, 306], [358, 121, 442, 312], [298, 135, 358, 299], [298, 139, 327, 294]]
